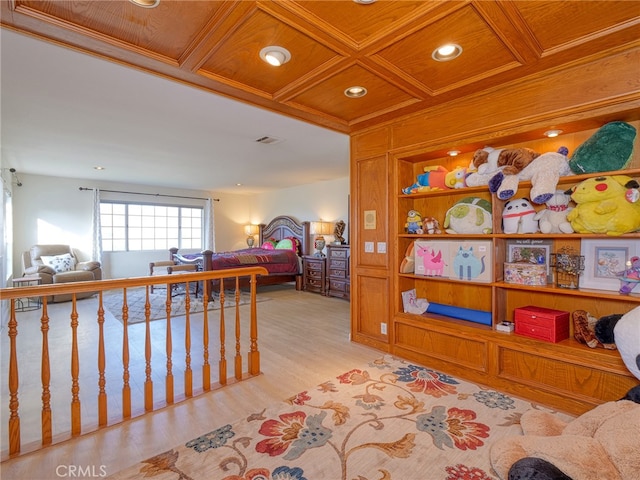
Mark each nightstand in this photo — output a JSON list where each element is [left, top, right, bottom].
[[326, 245, 350, 300], [303, 256, 326, 295]]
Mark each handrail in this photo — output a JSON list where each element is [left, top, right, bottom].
[[0, 267, 268, 459]]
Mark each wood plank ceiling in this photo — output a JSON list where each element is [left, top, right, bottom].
[[2, 0, 639, 134]]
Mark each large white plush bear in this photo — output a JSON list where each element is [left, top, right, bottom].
[[502, 198, 538, 234]]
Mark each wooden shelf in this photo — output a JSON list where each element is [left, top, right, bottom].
[[390, 120, 640, 414]]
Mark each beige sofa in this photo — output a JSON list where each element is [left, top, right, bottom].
[[22, 244, 102, 302]]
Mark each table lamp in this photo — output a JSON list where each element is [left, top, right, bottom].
[[245, 224, 259, 247], [310, 221, 332, 257]]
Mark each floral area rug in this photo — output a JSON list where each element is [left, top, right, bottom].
[[108, 355, 571, 480], [103, 287, 268, 324]]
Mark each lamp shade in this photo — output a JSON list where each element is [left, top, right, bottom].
[[245, 224, 260, 236], [310, 221, 332, 236]]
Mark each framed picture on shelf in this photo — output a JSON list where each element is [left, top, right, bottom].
[[580, 239, 640, 291], [506, 239, 553, 283]]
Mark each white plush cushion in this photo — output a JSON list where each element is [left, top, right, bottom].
[[41, 253, 76, 273]]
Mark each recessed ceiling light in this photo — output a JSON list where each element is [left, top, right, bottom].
[[432, 43, 463, 61], [236, 183, 242, 186], [353, 0, 377, 4], [447, 150, 461, 157], [94, 166, 105, 170], [544, 129, 563, 138], [344, 86, 367, 98], [129, 0, 160, 8], [259, 46, 291, 67]]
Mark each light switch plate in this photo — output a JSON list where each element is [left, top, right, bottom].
[[364, 241, 374, 253], [377, 242, 386, 253]]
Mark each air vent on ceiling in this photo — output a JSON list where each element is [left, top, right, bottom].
[[255, 135, 283, 145]]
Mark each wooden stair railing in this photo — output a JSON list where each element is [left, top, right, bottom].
[[0, 267, 267, 459]]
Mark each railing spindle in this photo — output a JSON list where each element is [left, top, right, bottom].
[[184, 286, 192, 397], [70, 296, 81, 436], [121, 289, 131, 419], [97, 293, 107, 426], [218, 280, 227, 385], [40, 298, 52, 444], [202, 280, 211, 391], [144, 287, 153, 411], [234, 277, 242, 380], [8, 300, 21, 455], [249, 276, 260, 375], [165, 289, 174, 404]]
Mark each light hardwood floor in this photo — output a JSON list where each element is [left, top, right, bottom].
[[1, 285, 382, 480]]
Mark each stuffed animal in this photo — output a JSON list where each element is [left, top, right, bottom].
[[465, 147, 503, 187], [421, 216, 441, 234], [569, 121, 637, 174], [402, 165, 451, 194], [444, 166, 467, 189], [491, 305, 640, 480], [405, 210, 423, 234], [572, 310, 616, 349], [566, 175, 640, 235], [489, 151, 572, 204], [533, 189, 574, 234], [502, 198, 538, 234], [616, 256, 640, 294], [443, 197, 492, 234], [595, 305, 640, 380]]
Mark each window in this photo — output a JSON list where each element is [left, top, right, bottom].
[[100, 202, 203, 252]]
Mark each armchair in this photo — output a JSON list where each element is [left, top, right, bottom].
[[22, 244, 102, 302]]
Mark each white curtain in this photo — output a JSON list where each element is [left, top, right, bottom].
[[204, 198, 216, 252], [92, 188, 102, 263]]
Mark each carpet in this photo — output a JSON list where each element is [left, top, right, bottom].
[[107, 355, 571, 480], [104, 288, 268, 324]]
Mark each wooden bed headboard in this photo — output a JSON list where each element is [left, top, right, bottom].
[[258, 215, 311, 256]]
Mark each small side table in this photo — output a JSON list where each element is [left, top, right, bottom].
[[303, 255, 326, 295], [12, 275, 43, 311]]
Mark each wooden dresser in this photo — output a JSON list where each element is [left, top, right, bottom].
[[303, 255, 326, 295], [326, 245, 350, 300]]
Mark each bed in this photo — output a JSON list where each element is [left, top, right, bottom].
[[169, 215, 311, 291]]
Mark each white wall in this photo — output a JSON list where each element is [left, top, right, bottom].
[[11, 174, 350, 279], [250, 177, 350, 249], [12, 173, 252, 279]]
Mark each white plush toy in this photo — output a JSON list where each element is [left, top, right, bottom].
[[489, 151, 572, 204], [502, 198, 538, 234], [533, 190, 574, 234]]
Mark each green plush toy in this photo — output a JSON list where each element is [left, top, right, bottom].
[[569, 121, 636, 174]]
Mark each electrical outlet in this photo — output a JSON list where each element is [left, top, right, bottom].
[[380, 322, 387, 335]]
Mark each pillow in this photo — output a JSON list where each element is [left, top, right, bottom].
[[41, 253, 76, 273], [261, 241, 275, 250], [285, 236, 301, 254], [275, 238, 296, 251]]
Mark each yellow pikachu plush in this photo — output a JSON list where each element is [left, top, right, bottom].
[[566, 175, 640, 235]]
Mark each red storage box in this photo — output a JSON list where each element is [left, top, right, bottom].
[[514, 306, 570, 343]]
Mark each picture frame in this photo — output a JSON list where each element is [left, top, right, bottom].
[[506, 239, 553, 283], [580, 239, 640, 291]]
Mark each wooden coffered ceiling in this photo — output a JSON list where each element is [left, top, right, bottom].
[[2, 0, 639, 134]]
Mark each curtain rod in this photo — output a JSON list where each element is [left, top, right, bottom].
[[79, 187, 219, 202]]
